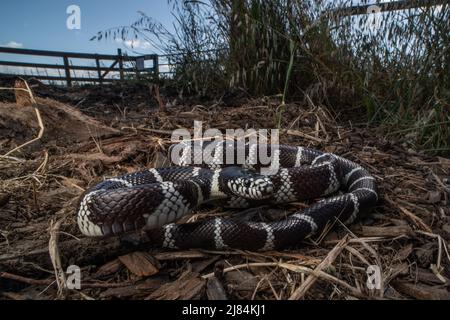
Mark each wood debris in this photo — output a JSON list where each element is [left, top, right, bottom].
[[0, 80, 448, 300]]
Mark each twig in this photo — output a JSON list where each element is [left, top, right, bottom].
[[201, 254, 363, 298], [430, 171, 450, 193], [0, 80, 45, 158], [399, 207, 432, 233], [0, 272, 53, 286], [0, 87, 30, 92], [150, 84, 167, 112], [0, 271, 133, 289], [386, 198, 433, 233], [0, 155, 26, 162], [416, 230, 450, 266], [285, 129, 324, 143], [48, 219, 66, 297], [121, 126, 174, 135], [289, 235, 350, 300], [33, 150, 48, 175]]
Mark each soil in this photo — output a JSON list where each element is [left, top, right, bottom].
[[0, 79, 449, 300]]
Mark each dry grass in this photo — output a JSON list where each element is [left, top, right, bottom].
[[0, 82, 449, 300], [94, 0, 449, 154]]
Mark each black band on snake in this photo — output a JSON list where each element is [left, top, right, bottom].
[[76, 142, 378, 250]]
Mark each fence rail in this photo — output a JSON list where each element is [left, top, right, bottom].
[[325, 0, 447, 17], [0, 47, 159, 86]]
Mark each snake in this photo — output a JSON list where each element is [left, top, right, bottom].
[[76, 141, 378, 250]]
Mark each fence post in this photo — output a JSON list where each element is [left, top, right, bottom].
[[117, 48, 124, 81], [63, 55, 72, 87], [153, 55, 159, 79], [135, 58, 141, 80], [95, 56, 102, 84]]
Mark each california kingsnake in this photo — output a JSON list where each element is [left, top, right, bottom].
[[76, 142, 378, 250]]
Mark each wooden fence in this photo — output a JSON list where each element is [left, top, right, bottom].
[[2, 0, 445, 87], [0, 47, 159, 86], [325, 0, 447, 17]]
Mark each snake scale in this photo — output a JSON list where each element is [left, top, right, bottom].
[[76, 141, 378, 250]]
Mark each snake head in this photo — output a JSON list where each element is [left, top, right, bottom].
[[220, 167, 274, 200]]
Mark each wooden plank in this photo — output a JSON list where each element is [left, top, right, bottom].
[[135, 68, 141, 79], [0, 73, 116, 82], [0, 60, 123, 72], [63, 56, 72, 87], [0, 47, 162, 84], [0, 46, 119, 60], [117, 49, 124, 81], [123, 67, 153, 72], [325, 0, 446, 17], [101, 60, 118, 79], [95, 57, 102, 84], [153, 55, 159, 76], [0, 60, 64, 70]]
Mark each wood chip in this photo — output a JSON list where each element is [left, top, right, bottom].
[[192, 256, 221, 273], [392, 280, 450, 300], [225, 270, 262, 292], [360, 225, 413, 238], [94, 259, 123, 278], [206, 276, 228, 300], [99, 285, 139, 299], [0, 193, 10, 208], [427, 191, 441, 204], [14, 80, 33, 107], [395, 243, 413, 261], [99, 278, 166, 299], [154, 250, 208, 261], [118, 251, 160, 277], [442, 224, 450, 235], [146, 271, 205, 300], [416, 268, 449, 285], [385, 196, 433, 233]]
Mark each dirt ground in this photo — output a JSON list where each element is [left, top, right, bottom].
[[0, 79, 449, 300]]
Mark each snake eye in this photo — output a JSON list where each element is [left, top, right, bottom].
[[221, 167, 274, 200], [229, 177, 274, 200]]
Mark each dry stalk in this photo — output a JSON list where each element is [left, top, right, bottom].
[[201, 248, 364, 299], [0, 80, 45, 158], [289, 235, 351, 300], [48, 218, 67, 297], [385, 196, 432, 233]]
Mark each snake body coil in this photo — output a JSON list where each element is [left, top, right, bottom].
[[77, 142, 377, 250]]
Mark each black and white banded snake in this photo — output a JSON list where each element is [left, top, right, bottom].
[[76, 142, 378, 250]]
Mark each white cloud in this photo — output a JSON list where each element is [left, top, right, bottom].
[[115, 38, 151, 50], [2, 41, 24, 48]]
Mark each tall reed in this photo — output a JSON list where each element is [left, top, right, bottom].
[[93, 0, 449, 154]]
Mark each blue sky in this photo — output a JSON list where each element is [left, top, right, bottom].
[[0, 0, 174, 54]]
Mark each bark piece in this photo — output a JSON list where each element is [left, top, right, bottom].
[[392, 280, 450, 300], [118, 251, 160, 277], [94, 259, 124, 278], [146, 271, 205, 300], [206, 276, 228, 300], [360, 225, 413, 237]]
